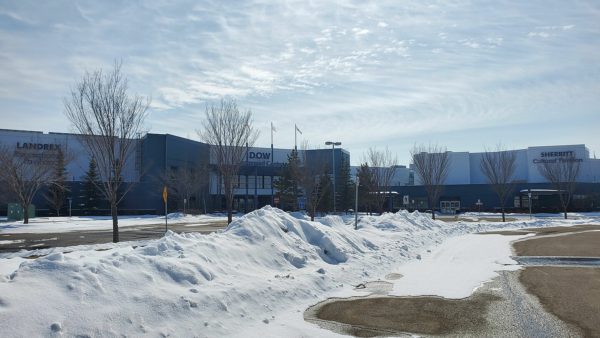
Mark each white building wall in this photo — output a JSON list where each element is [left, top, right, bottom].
[[392, 166, 411, 186], [513, 150, 529, 183], [0, 129, 139, 182], [468, 152, 485, 184], [444, 152, 471, 185], [526, 145, 589, 183], [469, 149, 528, 184], [412, 144, 599, 186]]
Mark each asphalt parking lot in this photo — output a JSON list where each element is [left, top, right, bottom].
[[0, 221, 228, 253]]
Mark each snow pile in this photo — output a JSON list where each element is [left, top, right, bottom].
[[0, 206, 598, 337]]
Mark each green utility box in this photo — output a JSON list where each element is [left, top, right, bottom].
[[7, 203, 35, 221]]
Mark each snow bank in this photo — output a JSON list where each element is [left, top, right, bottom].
[[0, 206, 598, 337]]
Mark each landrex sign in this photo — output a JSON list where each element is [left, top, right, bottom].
[[16, 142, 61, 151]]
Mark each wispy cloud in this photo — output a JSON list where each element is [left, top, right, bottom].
[[0, 0, 599, 164]]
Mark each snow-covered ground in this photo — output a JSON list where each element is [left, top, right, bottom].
[[459, 211, 600, 219], [0, 206, 598, 337], [0, 213, 228, 234]]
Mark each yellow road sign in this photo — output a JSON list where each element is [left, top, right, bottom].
[[162, 186, 168, 203]]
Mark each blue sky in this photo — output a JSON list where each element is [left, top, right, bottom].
[[1, 0, 599, 165]]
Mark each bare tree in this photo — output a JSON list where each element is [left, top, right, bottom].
[[298, 142, 331, 221], [357, 163, 377, 215], [0, 145, 56, 224], [480, 146, 516, 222], [162, 163, 209, 214], [64, 61, 149, 242], [410, 144, 450, 220], [198, 99, 259, 224], [537, 156, 581, 219], [365, 147, 398, 214], [44, 149, 75, 216]]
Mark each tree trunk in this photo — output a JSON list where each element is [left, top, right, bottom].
[[226, 195, 233, 224], [111, 202, 119, 243], [501, 208, 506, 222], [23, 204, 29, 224], [564, 209, 568, 219], [431, 208, 436, 220]]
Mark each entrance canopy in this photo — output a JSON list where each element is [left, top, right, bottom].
[[519, 189, 564, 196]]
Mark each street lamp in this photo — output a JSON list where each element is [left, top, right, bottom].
[[67, 197, 72, 218], [355, 175, 359, 230], [325, 141, 342, 213], [528, 191, 532, 220]]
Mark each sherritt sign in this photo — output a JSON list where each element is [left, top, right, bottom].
[[533, 150, 583, 164]]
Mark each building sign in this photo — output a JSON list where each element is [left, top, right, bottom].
[[533, 150, 583, 164], [248, 151, 271, 160], [16, 142, 61, 151]]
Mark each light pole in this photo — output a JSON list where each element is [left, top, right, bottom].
[[355, 175, 359, 230], [67, 197, 72, 218], [528, 191, 532, 220], [325, 141, 342, 213]]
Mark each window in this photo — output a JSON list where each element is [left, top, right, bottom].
[[237, 175, 246, 189]]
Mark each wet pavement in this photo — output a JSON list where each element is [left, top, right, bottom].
[[514, 256, 600, 267], [0, 221, 228, 253], [305, 224, 600, 337], [305, 270, 579, 337]]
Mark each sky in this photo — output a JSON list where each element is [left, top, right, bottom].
[[0, 0, 599, 165]]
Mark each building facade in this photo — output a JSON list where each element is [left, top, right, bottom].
[[1, 128, 599, 215], [401, 144, 600, 213], [0, 129, 349, 216]]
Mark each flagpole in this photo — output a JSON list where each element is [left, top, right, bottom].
[[271, 122, 274, 147], [271, 122, 274, 206], [271, 122, 275, 163]]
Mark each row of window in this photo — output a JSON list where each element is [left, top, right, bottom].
[[233, 175, 281, 189]]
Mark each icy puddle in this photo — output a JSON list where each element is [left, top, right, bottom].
[[304, 233, 531, 337], [306, 293, 501, 337]]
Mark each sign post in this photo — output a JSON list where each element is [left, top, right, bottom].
[[163, 186, 168, 232], [475, 199, 483, 216]]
